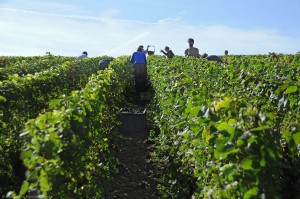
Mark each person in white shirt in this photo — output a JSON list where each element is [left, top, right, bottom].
[[76, 51, 88, 60]]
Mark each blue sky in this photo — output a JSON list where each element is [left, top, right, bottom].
[[0, 0, 299, 57]]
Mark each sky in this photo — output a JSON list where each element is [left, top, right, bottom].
[[0, 0, 299, 57]]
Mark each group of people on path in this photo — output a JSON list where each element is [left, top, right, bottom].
[[129, 38, 229, 92], [76, 38, 228, 92], [130, 38, 228, 65], [76, 37, 228, 63]]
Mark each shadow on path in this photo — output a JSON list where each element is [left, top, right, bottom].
[[104, 91, 160, 199]]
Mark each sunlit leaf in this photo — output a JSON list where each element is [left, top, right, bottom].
[[19, 181, 29, 196], [292, 132, 300, 144], [244, 187, 258, 199], [241, 158, 253, 170], [285, 85, 298, 94]]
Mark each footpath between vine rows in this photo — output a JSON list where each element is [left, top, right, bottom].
[[104, 91, 162, 199]]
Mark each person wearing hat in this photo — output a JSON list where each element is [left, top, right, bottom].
[[160, 46, 174, 58], [76, 51, 88, 60], [184, 38, 200, 58], [130, 45, 148, 92]]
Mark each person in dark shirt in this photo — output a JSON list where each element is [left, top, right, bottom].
[[130, 45, 148, 92], [202, 53, 223, 63], [142, 45, 149, 55], [224, 50, 229, 56], [99, 58, 113, 70], [223, 50, 229, 64], [160, 46, 174, 58]]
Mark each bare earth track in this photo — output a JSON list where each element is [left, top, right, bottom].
[[104, 91, 161, 199]]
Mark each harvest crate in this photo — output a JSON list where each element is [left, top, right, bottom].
[[119, 107, 147, 132]]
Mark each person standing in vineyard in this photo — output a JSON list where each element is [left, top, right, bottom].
[[76, 51, 88, 60], [160, 46, 174, 58], [130, 46, 148, 92], [202, 53, 223, 63], [223, 50, 229, 64], [136, 45, 149, 54], [131, 45, 147, 65], [184, 38, 200, 58]]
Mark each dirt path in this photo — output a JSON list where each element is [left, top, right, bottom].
[[104, 92, 161, 199]]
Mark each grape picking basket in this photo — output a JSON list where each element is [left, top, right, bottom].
[[147, 45, 155, 55], [119, 107, 147, 132]]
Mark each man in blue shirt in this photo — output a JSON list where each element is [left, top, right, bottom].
[[130, 45, 148, 92], [130, 45, 147, 64]]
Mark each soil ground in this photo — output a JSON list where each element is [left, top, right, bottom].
[[103, 91, 161, 199]]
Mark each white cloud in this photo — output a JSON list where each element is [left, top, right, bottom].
[[0, 5, 299, 57], [0, 8, 99, 20], [0, 0, 81, 14], [99, 8, 121, 19]]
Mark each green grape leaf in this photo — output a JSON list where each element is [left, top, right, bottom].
[[285, 85, 298, 94]]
